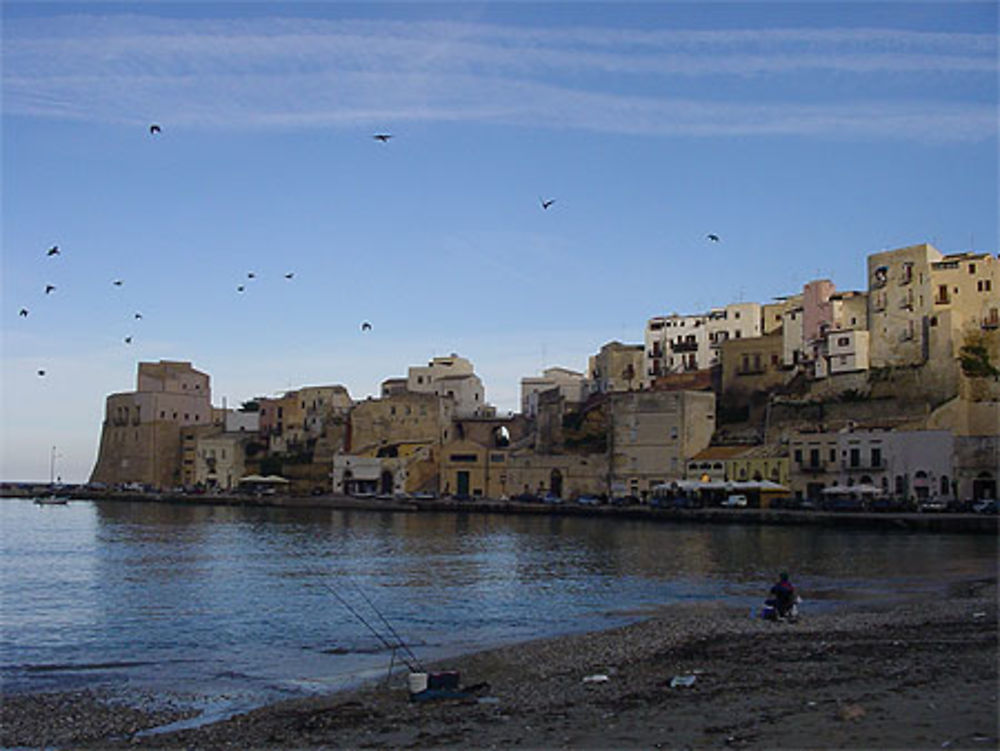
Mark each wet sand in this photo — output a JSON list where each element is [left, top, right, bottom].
[[2, 576, 996, 750]]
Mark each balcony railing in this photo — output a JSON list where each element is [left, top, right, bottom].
[[671, 341, 698, 353], [798, 464, 828, 474], [842, 461, 884, 471]]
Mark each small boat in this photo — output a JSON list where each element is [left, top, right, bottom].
[[35, 445, 69, 505], [34, 495, 69, 506]]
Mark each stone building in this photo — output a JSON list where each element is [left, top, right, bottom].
[[589, 341, 645, 393], [520, 366, 590, 417], [406, 354, 494, 418], [609, 390, 716, 498], [348, 391, 455, 454], [90, 361, 216, 488]]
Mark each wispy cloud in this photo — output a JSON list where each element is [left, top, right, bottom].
[[3, 15, 996, 140]]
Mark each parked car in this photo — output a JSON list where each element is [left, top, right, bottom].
[[611, 495, 640, 507], [918, 498, 948, 513], [972, 499, 998, 514], [412, 491, 437, 500], [722, 494, 748, 508], [869, 496, 906, 513], [513, 492, 540, 503], [575, 495, 600, 506], [542, 493, 563, 504], [825, 496, 866, 512]]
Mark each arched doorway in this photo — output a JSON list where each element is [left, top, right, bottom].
[[973, 471, 996, 501], [549, 469, 563, 498], [380, 470, 393, 495]]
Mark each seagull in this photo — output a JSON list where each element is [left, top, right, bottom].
[[540, 198, 555, 210], [707, 234, 720, 242], [134, 312, 143, 320], [236, 285, 246, 293], [19, 308, 28, 317], [47, 245, 60, 256], [112, 279, 124, 286], [149, 124, 161, 135], [284, 272, 294, 279], [45, 285, 56, 294], [361, 321, 372, 331], [373, 134, 392, 143], [247, 272, 256, 279], [37, 369, 46, 377], [124, 336, 132, 344]]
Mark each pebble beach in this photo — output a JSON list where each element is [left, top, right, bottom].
[[2, 574, 996, 750]]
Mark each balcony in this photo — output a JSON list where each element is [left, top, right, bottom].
[[798, 464, 828, 474], [842, 461, 884, 472], [671, 341, 698, 353], [934, 294, 950, 305]]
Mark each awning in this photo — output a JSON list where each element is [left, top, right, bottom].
[[239, 474, 290, 485]]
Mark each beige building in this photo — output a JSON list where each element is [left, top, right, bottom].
[[720, 331, 785, 404], [589, 341, 645, 393], [868, 244, 999, 370], [90, 361, 216, 488], [520, 366, 591, 417], [194, 431, 250, 490], [406, 354, 494, 418], [686, 445, 789, 486], [609, 390, 716, 497], [348, 391, 455, 454]]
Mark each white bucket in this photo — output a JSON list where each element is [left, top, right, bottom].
[[408, 672, 429, 695]]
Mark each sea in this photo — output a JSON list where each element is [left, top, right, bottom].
[[1, 497, 995, 728]]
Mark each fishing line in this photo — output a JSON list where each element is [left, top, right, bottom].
[[349, 579, 424, 671], [306, 568, 422, 672]]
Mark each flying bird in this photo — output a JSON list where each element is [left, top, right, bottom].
[[112, 279, 124, 286], [236, 285, 246, 293], [47, 245, 60, 256], [37, 369, 46, 377], [707, 234, 720, 242], [45, 285, 56, 294], [134, 312, 143, 320], [373, 134, 392, 143], [149, 124, 161, 135], [124, 336, 132, 344], [284, 272, 294, 280], [19, 308, 29, 317], [247, 272, 256, 279], [361, 321, 372, 331], [540, 198, 555, 210]]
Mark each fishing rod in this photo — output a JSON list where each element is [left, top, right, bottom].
[[309, 571, 423, 672], [350, 579, 423, 671]]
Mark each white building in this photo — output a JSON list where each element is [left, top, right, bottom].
[[406, 354, 494, 418], [815, 330, 871, 378], [645, 302, 762, 385]]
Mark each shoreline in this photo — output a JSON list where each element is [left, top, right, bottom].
[[5, 490, 997, 534], [3, 575, 996, 750]]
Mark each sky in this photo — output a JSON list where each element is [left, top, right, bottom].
[[2, 1, 997, 483]]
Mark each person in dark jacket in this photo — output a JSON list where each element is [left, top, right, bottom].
[[768, 572, 797, 618]]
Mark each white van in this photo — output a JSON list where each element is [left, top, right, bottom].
[[723, 494, 748, 508]]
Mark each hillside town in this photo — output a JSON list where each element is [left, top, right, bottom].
[[89, 243, 1000, 508]]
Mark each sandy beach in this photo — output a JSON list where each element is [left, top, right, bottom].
[[2, 572, 996, 750]]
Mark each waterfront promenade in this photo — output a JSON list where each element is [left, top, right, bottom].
[[5, 486, 996, 534]]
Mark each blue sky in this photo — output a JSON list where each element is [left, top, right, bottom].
[[2, 1, 997, 482]]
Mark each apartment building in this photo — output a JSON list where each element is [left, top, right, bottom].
[[610, 390, 716, 498], [788, 429, 954, 503], [407, 354, 494, 418], [868, 244, 999, 369], [645, 302, 762, 385]]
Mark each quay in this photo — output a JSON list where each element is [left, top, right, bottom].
[[7, 487, 997, 534]]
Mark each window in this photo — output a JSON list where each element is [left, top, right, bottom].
[[871, 447, 882, 467], [829, 448, 836, 462], [850, 448, 860, 468], [969, 263, 976, 274], [838, 337, 850, 347], [940, 476, 949, 495], [794, 449, 802, 463], [734, 311, 741, 319], [809, 448, 820, 467]]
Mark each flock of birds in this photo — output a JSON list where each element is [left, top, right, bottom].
[[22, 124, 721, 378]]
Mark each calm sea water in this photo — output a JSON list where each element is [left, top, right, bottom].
[[1, 498, 995, 724]]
